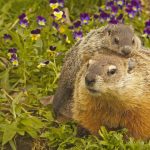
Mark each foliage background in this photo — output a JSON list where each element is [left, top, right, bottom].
[[0, 0, 150, 149]]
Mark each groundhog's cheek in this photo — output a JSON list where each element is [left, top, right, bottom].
[[92, 83, 106, 94]]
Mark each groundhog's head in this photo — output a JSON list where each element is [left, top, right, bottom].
[[78, 53, 140, 99], [101, 24, 141, 56]]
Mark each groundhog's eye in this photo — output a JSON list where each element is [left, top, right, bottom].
[[107, 65, 117, 76], [87, 63, 90, 68], [132, 38, 135, 45], [114, 37, 119, 45]]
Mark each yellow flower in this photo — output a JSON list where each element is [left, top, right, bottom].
[[50, 3, 59, 9], [46, 49, 56, 56], [117, 1, 123, 6], [37, 63, 46, 69], [83, 20, 88, 24], [7, 53, 12, 59], [12, 60, 18, 66], [31, 34, 40, 41], [54, 10, 63, 20], [59, 26, 65, 33], [38, 21, 46, 26]]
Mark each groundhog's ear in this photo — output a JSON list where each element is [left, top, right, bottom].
[[127, 58, 136, 73], [81, 51, 92, 64], [134, 35, 141, 48], [104, 24, 116, 36]]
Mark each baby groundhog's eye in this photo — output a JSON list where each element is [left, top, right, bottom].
[[108, 29, 111, 35], [107, 65, 117, 76], [114, 37, 119, 45]]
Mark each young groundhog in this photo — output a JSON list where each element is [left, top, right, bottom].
[[78, 24, 141, 58], [72, 53, 150, 140], [53, 24, 142, 120]]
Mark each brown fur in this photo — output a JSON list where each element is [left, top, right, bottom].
[[53, 24, 142, 120], [72, 53, 150, 140]]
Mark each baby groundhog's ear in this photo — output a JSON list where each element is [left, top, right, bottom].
[[101, 24, 115, 36], [127, 58, 137, 73], [134, 35, 142, 49]]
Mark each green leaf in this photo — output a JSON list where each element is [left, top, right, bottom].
[[34, 39, 43, 49], [0, 69, 10, 90], [21, 116, 44, 129], [24, 127, 38, 138], [2, 122, 17, 145]]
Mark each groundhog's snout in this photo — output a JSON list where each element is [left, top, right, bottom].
[[85, 73, 96, 86], [120, 46, 131, 56]]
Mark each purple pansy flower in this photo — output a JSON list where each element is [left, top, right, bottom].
[[126, 5, 136, 18], [3, 34, 12, 40], [49, 0, 57, 3], [126, 0, 141, 18], [131, 0, 141, 12], [109, 17, 118, 24], [10, 53, 18, 62], [58, 0, 64, 7], [145, 20, 150, 27], [73, 31, 83, 40], [144, 20, 150, 38], [37, 16, 46, 26], [106, 1, 114, 10], [31, 29, 41, 34], [73, 20, 81, 28], [18, 13, 27, 20], [7, 48, 18, 66], [116, 0, 125, 7], [19, 19, 29, 28], [43, 60, 50, 65], [50, 46, 56, 51], [8, 48, 17, 53], [80, 13, 90, 24], [111, 5, 118, 15], [53, 8, 64, 20], [49, 0, 64, 8], [37, 60, 50, 68], [31, 29, 41, 41], [100, 10, 110, 22], [49, 0, 59, 9], [52, 21, 59, 30], [144, 27, 150, 38]]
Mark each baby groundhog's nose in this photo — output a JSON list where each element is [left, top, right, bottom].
[[121, 46, 131, 56], [85, 74, 96, 86]]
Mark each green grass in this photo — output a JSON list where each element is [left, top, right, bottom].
[[0, 0, 150, 149]]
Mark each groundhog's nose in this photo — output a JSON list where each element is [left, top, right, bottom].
[[121, 47, 131, 56], [85, 74, 96, 86]]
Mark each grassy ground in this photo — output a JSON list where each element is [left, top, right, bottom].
[[0, 0, 150, 149]]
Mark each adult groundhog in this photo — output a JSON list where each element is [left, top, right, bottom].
[[53, 24, 142, 120], [72, 53, 150, 140]]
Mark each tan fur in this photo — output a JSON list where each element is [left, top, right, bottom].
[[140, 47, 150, 56], [53, 24, 142, 120], [78, 24, 141, 59], [72, 53, 150, 140]]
